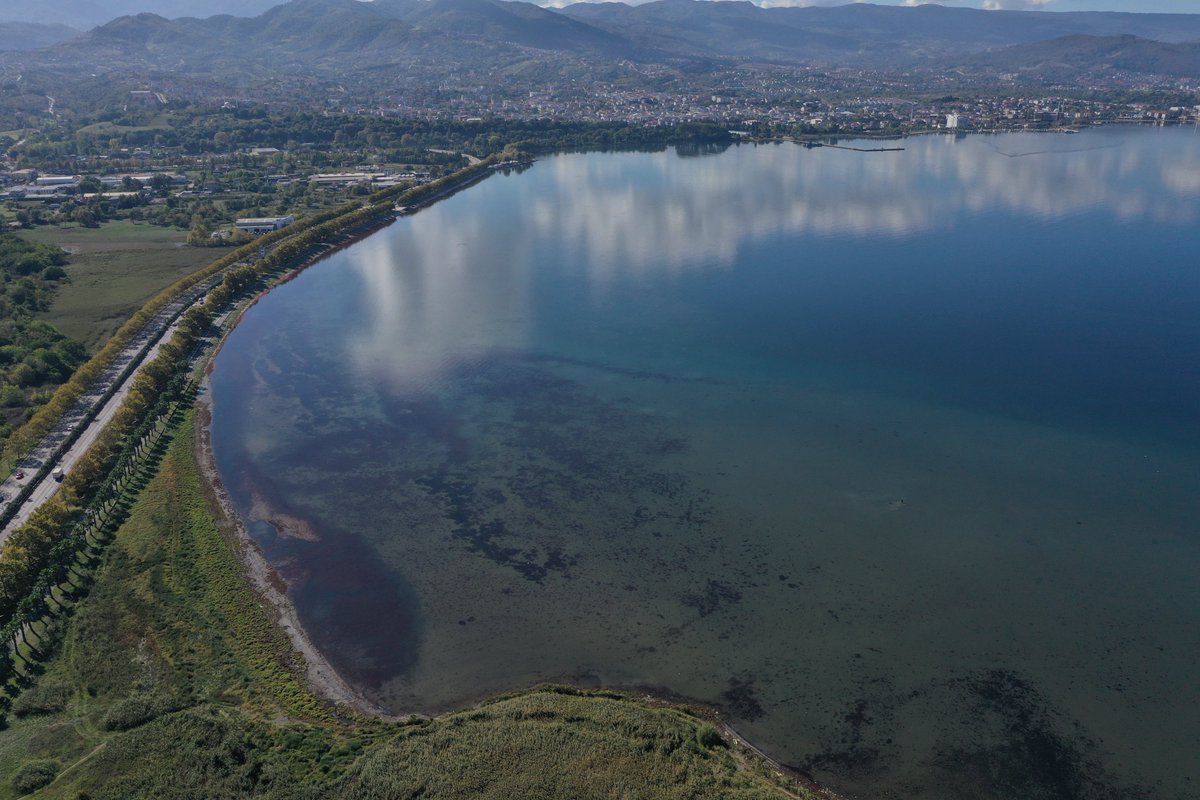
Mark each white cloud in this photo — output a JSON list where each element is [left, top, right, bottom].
[[981, 0, 1054, 9], [756, 1, 861, 7], [344, 132, 1199, 396], [903, 0, 1056, 7]]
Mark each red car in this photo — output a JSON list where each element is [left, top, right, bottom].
[[15, 471, 24, 480]]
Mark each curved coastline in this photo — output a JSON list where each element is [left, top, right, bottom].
[[194, 389, 400, 719], [190, 206, 418, 719], [189, 164, 847, 800], [196, 383, 842, 797]]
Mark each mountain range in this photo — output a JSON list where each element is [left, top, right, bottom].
[[963, 33, 1200, 81], [4, 0, 1200, 94], [0, 0, 282, 30], [563, 0, 1200, 66]]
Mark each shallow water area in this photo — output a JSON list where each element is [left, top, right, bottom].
[[211, 128, 1200, 800]]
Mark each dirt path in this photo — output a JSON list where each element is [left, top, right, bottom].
[[27, 738, 109, 798]]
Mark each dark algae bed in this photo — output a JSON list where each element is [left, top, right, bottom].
[[210, 129, 1200, 800], [0, 413, 809, 800]]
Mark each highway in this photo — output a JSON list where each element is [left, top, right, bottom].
[[0, 278, 218, 548], [0, 175, 471, 550], [0, 321, 181, 540]]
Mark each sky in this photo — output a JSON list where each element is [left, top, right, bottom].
[[552, 0, 1200, 11], [889, 1, 1197, 10]]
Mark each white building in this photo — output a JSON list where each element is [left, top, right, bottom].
[[34, 175, 80, 187], [945, 113, 961, 129], [234, 215, 294, 235], [309, 172, 382, 188], [16, 185, 73, 201]]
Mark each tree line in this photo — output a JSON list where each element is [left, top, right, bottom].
[[0, 334, 197, 694], [0, 157, 502, 698], [12, 108, 731, 171], [0, 235, 87, 447]]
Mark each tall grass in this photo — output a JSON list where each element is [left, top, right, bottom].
[[0, 413, 811, 800], [331, 690, 798, 800]]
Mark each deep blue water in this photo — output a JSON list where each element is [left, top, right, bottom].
[[211, 127, 1200, 800]]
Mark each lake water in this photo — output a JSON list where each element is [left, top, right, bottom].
[[210, 127, 1200, 800]]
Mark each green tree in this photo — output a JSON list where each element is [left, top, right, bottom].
[[186, 222, 212, 246]]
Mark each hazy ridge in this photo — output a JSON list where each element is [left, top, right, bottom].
[[5, 0, 1200, 79]]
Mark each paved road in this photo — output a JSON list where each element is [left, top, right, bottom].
[[0, 278, 219, 547], [0, 320, 182, 537], [0, 196, 429, 549]]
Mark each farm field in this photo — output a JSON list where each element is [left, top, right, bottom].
[[26, 221, 215, 351]]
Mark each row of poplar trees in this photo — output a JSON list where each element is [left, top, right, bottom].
[[0, 155, 499, 690]]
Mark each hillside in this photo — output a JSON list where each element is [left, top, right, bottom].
[[560, 0, 1200, 66], [0, 0, 281, 30], [3, 0, 1200, 117], [395, 0, 637, 55], [962, 34, 1200, 81], [18, 0, 1200, 78], [47, 0, 528, 71]]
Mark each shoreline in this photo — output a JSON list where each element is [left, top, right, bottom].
[[190, 213, 420, 719], [184, 165, 508, 722], [194, 383, 842, 794], [193, 389, 402, 720], [188, 159, 845, 796]]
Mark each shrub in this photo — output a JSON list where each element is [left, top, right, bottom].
[[101, 696, 162, 731], [11, 759, 60, 794], [0, 384, 23, 407], [11, 680, 69, 718], [696, 723, 724, 749]]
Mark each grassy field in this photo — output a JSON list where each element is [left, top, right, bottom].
[[25, 221, 217, 352], [0, 413, 812, 799], [74, 118, 172, 136]]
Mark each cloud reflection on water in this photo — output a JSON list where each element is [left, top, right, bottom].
[[344, 206, 537, 393], [520, 131, 1200, 274], [343, 129, 1200, 389]]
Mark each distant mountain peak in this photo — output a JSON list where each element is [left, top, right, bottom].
[[9, 0, 1200, 87]]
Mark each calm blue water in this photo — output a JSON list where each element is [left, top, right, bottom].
[[211, 127, 1200, 800]]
